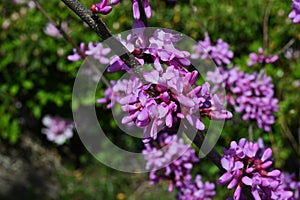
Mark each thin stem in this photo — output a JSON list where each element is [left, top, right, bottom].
[[276, 38, 296, 55], [61, 0, 146, 83], [34, 0, 111, 87], [279, 114, 300, 158], [248, 122, 253, 141], [263, 0, 273, 50]]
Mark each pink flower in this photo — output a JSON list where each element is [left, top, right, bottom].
[[288, 0, 300, 24], [207, 67, 278, 132], [218, 138, 293, 200], [67, 42, 111, 64], [91, 0, 112, 15], [42, 115, 74, 145], [44, 22, 69, 38], [143, 133, 199, 191], [192, 35, 234, 66], [248, 47, 278, 66], [132, 0, 152, 19]]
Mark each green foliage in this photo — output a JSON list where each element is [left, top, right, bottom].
[[1, 0, 300, 199]]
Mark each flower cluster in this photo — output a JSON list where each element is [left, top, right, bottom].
[[218, 138, 293, 200], [288, 0, 300, 24], [248, 47, 278, 66], [176, 175, 216, 200], [145, 29, 191, 68], [191, 35, 234, 66], [42, 115, 74, 145], [279, 172, 300, 200], [95, 29, 232, 140], [207, 67, 278, 131], [142, 133, 200, 191], [98, 64, 232, 140], [67, 42, 111, 64]]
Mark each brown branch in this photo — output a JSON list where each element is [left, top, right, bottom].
[[61, 0, 146, 83]]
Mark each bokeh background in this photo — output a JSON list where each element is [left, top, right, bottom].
[[0, 0, 299, 199]]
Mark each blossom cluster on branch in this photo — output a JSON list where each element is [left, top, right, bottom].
[[248, 47, 278, 67], [218, 138, 294, 200], [191, 35, 234, 66], [207, 67, 278, 132], [94, 29, 232, 141], [143, 133, 216, 200], [39, 0, 300, 199]]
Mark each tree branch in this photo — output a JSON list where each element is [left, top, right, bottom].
[[185, 130, 223, 170], [61, 0, 146, 83], [61, 0, 224, 171]]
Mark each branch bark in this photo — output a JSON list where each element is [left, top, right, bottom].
[[61, 0, 146, 83]]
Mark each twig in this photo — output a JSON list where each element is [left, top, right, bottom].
[[34, 0, 111, 87], [279, 114, 300, 158], [276, 38, 296, 55], [248, 123, 253, 141], [61, 0, 146, 83], [263, 0, 273, 50], [185, 130, 223, 170]]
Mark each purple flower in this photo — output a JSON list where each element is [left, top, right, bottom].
[[107, 55, 130, 72], [289, 0, 300, 24], [85, 42, 111, 64], [177, 175, 216, 200], [68, 42, 86, 62], [278, 172, 300, 199], [218, 138, 292, 200], [42, 115, 74, 145], [132, 0, 152, 19], [44, 22, 69, 38], [207, 67, 278, 132], [142, 133, 199, 191], [98, 64, 232, 140], [110, 0, 120, 5], [248, 47, 278, 66], [91, 0, 112, 15], [67, 42, 111, 64], [192, 35, 234, 66], [145, 29, 191, 68]]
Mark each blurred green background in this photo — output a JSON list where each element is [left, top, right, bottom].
[[0, 0, 299, 199]]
